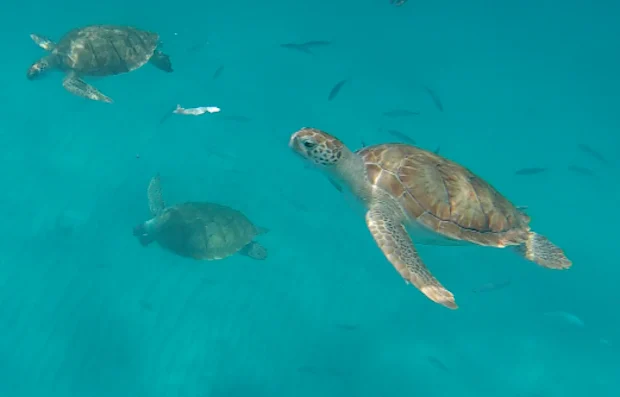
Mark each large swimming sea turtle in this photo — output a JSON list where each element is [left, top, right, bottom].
[[133, 174, 268, 261], [27, 24, 173, 103], [289, 127, 571, 309]]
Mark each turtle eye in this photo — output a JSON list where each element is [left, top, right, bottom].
[[302, 139, 317, 149]]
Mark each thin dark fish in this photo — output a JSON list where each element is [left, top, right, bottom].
[[335, 323, 358, 331], [434, 146, 441, 154], [298, 365, 345, 377], [299, 40, 331, 47], [515, 167, 547, 175], [422, 86, 444, 112], [577, 144, 608, 166], [212, 65, 224, 79], [187, 40, 209, 54], [361, 140, 367, 148], [568, 165, 595, 177], [281, 41, 330, 55], [473, 280, 511, 293], [328, 79, 347, 101], [386, 129, 415, 144], [280, 43, 314, 55], [427, 356, 450, 373], [383, 109, 420, 117], [390, 0, 408, 5], [158, 104, 177, 125]]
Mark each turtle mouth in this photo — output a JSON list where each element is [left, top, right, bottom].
[[289, 135, 307, 158], [289, 134, 300, 150], [27, 64, 43, 80]]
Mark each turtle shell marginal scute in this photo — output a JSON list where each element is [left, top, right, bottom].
[[357, 144, 531, 247]]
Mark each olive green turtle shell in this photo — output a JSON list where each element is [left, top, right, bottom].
[[153, 202, 264, 260], [53, 25, 160, 76]]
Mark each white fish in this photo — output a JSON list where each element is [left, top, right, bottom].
[[173, 104, 220, 116], [544, 311, 585, 327]]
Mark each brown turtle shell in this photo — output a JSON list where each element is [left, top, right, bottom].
[[356, 144, 531, 247], [53, 25, 159, 76]]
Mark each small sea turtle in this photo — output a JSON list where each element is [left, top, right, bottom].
[[132, 174, 268, 261], [289, 127, 571, 309], [27, 24, 173, 103]]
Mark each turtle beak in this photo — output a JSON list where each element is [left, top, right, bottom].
[[289, 133, 300, 150], [289, 133, 305, 157]]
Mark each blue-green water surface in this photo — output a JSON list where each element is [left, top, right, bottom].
[[0, 0, 618, 396]]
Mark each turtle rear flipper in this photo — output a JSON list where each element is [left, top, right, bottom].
[[63, 72, 113, 103], [239, 241, 267, 260], [149, 50, 173, 73], [147, 174, 166, 216], [30, 34, 56, 50]]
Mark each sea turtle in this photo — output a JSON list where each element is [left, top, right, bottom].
[[27, 24, 173, 103], [132, 174, 268, 261], [289, 127, 571, 309]]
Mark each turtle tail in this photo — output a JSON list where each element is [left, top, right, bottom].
[[133, 223, 155, 247]]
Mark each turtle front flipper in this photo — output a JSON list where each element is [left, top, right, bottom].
[[62, 71, 113, 103], [27, 55, 56, 80], [149, 50, 173, 73], [239, 241, 267, 260], [147, 174, 166, 217], [365, 207, 457, 309], [30, 34, 56, 50]]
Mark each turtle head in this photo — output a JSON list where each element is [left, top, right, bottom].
[[27, 57, 53, 80], [132, 223, 155, 247], [289, 127, 348, 169]]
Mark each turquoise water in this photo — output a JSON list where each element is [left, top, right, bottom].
[[1, 0, 618, 395]]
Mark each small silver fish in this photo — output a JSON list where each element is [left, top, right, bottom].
[[173, 104, 220, 116]]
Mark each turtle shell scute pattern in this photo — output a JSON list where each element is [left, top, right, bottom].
[[155, 202, 259, 260], [357, 144, 531, 247], [55, 25, 159, 76]]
